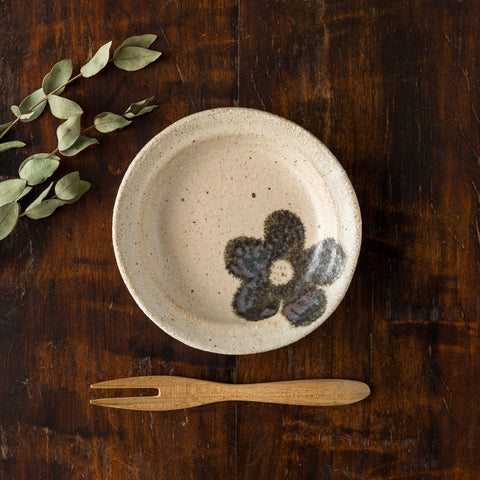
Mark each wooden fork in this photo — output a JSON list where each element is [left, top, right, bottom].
[[90, 376, 370, 411]]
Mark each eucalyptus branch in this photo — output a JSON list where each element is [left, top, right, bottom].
[[0, 34, 162, 241], [0, 118, 20, 140], [0, 96, 158, 239], [0, 34, 161, 147]]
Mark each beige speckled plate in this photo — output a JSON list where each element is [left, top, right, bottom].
[[113, 108, 361, 354]]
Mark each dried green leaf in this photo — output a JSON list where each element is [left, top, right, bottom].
[[17, 185, 32, 200], [0, 179, 27, 207], [113, 46, 161, 71], [124, 96, 157, 118], [26, 182, 53, 210], [15, 89, 47, 122], [59, 136, 99, 157], [116, 34, 157, 51], [0, 141, 26, 154], [19, 155, 60, 185], [18, 153, 60, 172], [125, 104, 157, 119], [0, 121, 13, 135], [25, 198, 65, 220], [80, 41, 112, 78], [0, 202, 20, 240], [47, 95, 83, 119], [125, 96, 154, 112], [42, 59, 73, 95], [10, 105, 35, 120], [63, 179, 91, 204], [56, 115, 81, 151], [94, 112, 131, 133], [55, 171, 84, 201]]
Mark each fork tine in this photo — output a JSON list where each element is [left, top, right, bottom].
[[90, 395, 165, 411], [90, 376, 161, 390]]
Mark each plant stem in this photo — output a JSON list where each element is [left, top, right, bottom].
[[28, 73, 83, 111], [0, 117, 20, 141], [46, 148, 59, 159], [0, 73, 84, 142]]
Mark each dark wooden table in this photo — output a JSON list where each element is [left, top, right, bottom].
[[1, 1, 480, 478]]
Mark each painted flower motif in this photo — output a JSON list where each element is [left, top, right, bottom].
[[224, 210, 347, 326]]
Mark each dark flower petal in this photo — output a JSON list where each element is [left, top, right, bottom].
[[233, 278, 280, 321], [224, 237, 272, 280], [304, 238, 346, 286], [282, 284, 327, 326], [264, 210, 305, 259]]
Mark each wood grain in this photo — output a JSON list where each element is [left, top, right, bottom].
[[0, 1, 238, 479], [1, 0, 480, 478]]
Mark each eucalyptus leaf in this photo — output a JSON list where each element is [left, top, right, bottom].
[[124, 96, 157, 118], [42, 59, 73, 95], [18, 153, 60, 172], [56, 115, 81, 151], [125, 96, 154, 111], [113, 46, 161, 71], [115, 34, 157, 51], [0, 179, 27, 207], [26, 182, 53, 210], [0, 202, 20, 241], [80, 41, 112, 78], [55, 171, 83, 201], [19, 156, 60, 185], [94, 112, 131, 133], [10, 106, 21, 117], [16, 89, 47, 122], [125, 105, 157, 119], [0, 121, 13, 135], [25, 198, 65, 220], [63, 179, 91, 204], [10, 105, 35, 120], [17, 185, 32, 200], [60, 136, 99, 157], [48, 95, 83, 119], [0, 141, 26, 154]]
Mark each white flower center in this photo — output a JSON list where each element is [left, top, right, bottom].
[[269, 259, 294, 286]]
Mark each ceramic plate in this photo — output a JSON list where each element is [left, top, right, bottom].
[[113, 108, 361, 354]]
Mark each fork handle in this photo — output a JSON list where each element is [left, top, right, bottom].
[[224, 379, 370, 406]]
